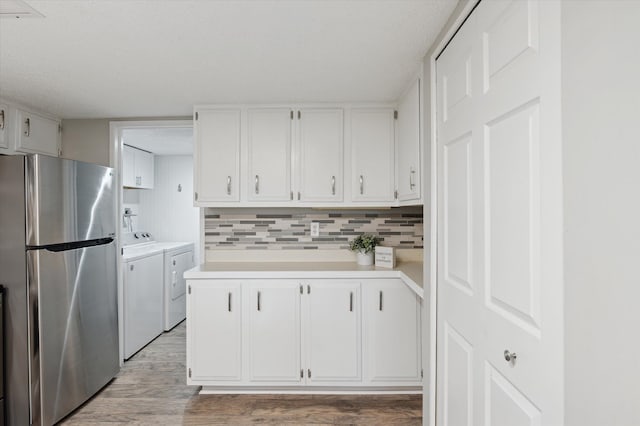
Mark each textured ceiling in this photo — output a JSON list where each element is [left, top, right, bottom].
[[0, 0, 457, 119]]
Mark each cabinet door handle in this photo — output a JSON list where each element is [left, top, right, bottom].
[[331, 176, 336, 195], [297, 191, 301, 201], [24, 118, 30, 137], [359, 175, 364, 195], [349, 292, 353, 312], [0, 109, 4, 130], [227, 176, 232, 195], [257, 291, 261, 311], [255, 175, 260, 194], [379, 290, 383, 311], [129, 264, 134, 271], [228, 292, 232, 312], [410, 167, 416, 189]]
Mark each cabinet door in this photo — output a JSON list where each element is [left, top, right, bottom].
[[297, 109, 343, 202], [135, 149, 154, 189], [303, 280, 361, 384], [396, 79, 421, 202], [363, 279, 421, 384], [247, 109, 292, 201], [187, 280, 242, 383], [122, 145, 137, 187], [15, 109, 60, 156], [123, 253, 164, 359], [350, 109, 396, 203], [247, 281, 301, 383], [0, 104, 8, 149], [195, 109, 241, 202]]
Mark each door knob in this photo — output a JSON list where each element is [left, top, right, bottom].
[[504, 349, 517, 362]]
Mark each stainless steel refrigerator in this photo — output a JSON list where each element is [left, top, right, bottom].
[[0, 154, 119, 425]]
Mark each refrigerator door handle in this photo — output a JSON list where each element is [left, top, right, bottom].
[[29, 237, 115, 253]]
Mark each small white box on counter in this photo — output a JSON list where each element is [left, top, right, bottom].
[[375, 246, 396, 268]]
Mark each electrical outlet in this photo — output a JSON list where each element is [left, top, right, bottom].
[[310, 222, 320, 237]]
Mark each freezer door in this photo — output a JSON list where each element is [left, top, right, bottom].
[[26, 155, 115, 247], [27, 240, 119, 426]]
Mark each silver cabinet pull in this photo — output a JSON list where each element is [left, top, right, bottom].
[[331, 176, 336, 195], [504, 350, 517, 363], [228, 292, 232, 312], [24, 117, 30, 137], [359, 175, 364, 195], [227, 176, 232, 195], [290, 191, 293, 200], [409, 167, 416, 189], [255, 175, 259, 194], [379, 290, 383, 311], [129, 264, 134, 271], [172, 259, 176, 266], [297, 191, 301, 200], [300, 369, 303, 379], [349, 292, 353, 312], [308, 369, 312, 378], [0, 109, 4, 130], [257, 291, 261, 311], [307, 284, 311, 294]]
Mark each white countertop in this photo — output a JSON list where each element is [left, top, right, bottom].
[[185, 261, 424, 298]]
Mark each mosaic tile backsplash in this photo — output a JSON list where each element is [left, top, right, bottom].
[[203, 206, 423, 250]]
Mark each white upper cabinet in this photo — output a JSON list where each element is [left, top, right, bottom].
[[15, 108, 61, 156], [247, 108, 292, 202], [122, 145, 136, 187], [122, 145, 154, 189], [194, 109, 241, 203], [396, 78, 421, 203], [0, 104, 8, 150], [350, 108, 396, 203], [296, 109, 343, 202]]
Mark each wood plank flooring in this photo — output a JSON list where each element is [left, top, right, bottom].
[[61, 322, 422, 425]]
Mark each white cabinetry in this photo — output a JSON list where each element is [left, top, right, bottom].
[[123, 253, 164, 359], [186, 276, 420, 391], [396, 78, 421, 203], [350, 108, 396, 203], [304, 280, 360, 384], [247, 109, 292, 202], [194, 109, 240, 202], [296, 109, 343, 202], [123, 145, 154, 189], [15, 108, 61, 156], [247, 281, 301, 383], [363, 279, 422, 385], [0, 103, 8, 150], [187, 281, 242, 382]]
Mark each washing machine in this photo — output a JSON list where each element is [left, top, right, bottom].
[[157, 242, 195, 331]]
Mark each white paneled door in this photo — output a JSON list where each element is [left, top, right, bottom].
[[436, 1, 563, 425]]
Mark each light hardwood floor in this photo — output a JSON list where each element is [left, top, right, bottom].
[[61, 322, 422, 425]]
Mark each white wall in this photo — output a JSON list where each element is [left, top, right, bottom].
[[138, 155, 200, 264], [562, 2, 640, 425]]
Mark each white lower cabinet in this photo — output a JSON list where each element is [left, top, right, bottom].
[[304, 280, 361, 384], [363, 279, 422, 385], [187, 281, 242, 382], [187, 277, 420, 391], [247, 281, 301, 383]]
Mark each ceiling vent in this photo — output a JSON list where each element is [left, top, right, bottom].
[[0, 0, 44, 18]]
